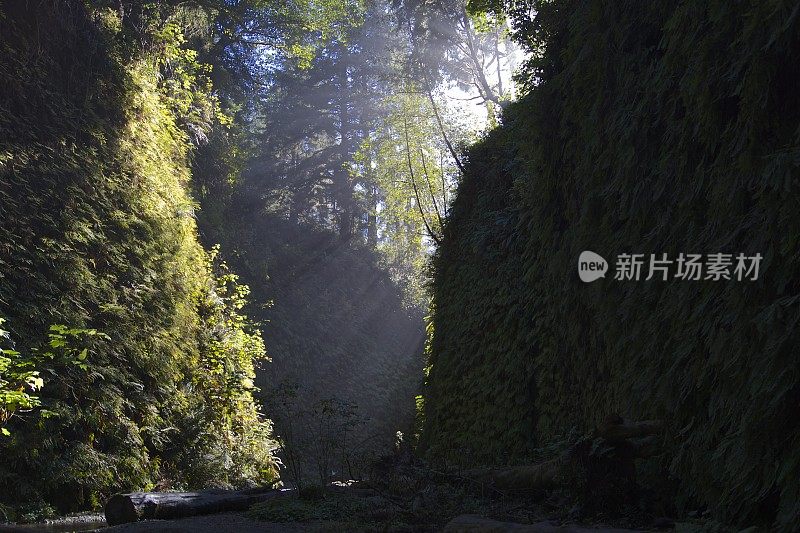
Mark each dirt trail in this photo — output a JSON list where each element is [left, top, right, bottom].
[[102, 513, 645, 532], [102, 513, 325, 532]]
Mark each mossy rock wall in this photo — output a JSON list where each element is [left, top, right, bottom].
[[424, 1, 800, 529]]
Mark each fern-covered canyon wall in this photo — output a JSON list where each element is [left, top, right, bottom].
[[0, 0, 276, 514], [424, 1, 800, 529]]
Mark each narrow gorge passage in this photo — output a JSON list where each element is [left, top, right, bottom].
[[2, 1, 799, 532]]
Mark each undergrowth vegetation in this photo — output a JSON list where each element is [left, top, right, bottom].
[[425, 0, 800, 530], [200, 211, 425, 485]]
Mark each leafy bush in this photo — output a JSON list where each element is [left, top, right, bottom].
[[268, 383, 371, 487], [0, 320, 109, 437], [0, 319, 44, 435]]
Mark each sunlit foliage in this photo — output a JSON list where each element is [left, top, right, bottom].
[[355, 90, 462, 305]]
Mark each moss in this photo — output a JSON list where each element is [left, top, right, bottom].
[[425, 0, 800, 530]]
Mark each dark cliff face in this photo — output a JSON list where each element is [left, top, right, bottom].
[[424, 1, 800, 529]]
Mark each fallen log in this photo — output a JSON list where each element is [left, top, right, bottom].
[[468, 457, 563, 491], [463, 416, 663, 492], [104, 487, 279, 526], [593, 415, 663, 442]]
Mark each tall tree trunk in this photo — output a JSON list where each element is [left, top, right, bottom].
[[289, 150, 300, 224], [367, 185, 378, 247], [336, 50, 353, 241]]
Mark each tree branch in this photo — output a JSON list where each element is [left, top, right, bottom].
[[403, 117, 442, 246]]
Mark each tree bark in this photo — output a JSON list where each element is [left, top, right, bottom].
[[367, 185, 378, 247], [104, 488, 278, 526], [463, 417, 663, 492], [466, 457, 563, 492], [336, 48, 353, 241]]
